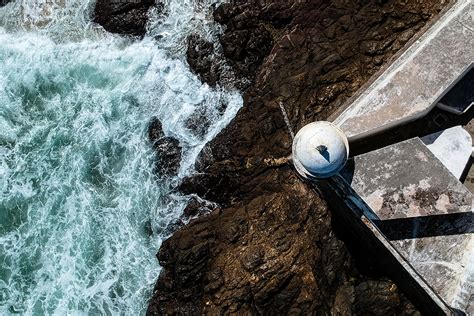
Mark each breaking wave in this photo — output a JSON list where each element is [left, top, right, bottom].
[[0, 0, 241, 314]]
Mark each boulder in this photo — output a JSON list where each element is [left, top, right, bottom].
[[148, 117, 182, 177], [93, 0, 161, 37], [181, 196, 214, 220], [186, 34, 220, 87]]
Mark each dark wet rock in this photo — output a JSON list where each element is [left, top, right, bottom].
[[163, 218, 185, 236], [354, 280, 420, 316], [187, 4, 273, 88], [181, 196, 214, 220], [93, 0, 162, 37], [147, 117, 182, 177], [179, 0, 448, 204], [219, 25, 273, 82], [0, 0, 11, 8], [183, 105, 212, 140], [183, 99, 230, 139], [186, 34, 221, 87], [148, 116, 165, 141], [144, 220, 153, 236], [153, 137, 181, 176], [186, 34, 248, 89], [149, 0, 449, 314]]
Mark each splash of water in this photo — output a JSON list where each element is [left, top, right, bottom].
[[0, 0, 242, 314]]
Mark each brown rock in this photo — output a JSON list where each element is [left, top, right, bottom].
[[186, 34, 220, 87], [149, 0, 449, 314], [147, 117, 182, 177], [181, 197, 214, 220]]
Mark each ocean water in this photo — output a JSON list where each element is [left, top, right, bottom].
[[0, 0, 242, 314]]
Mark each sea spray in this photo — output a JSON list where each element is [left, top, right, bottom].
[[0, 0, 242, 314]]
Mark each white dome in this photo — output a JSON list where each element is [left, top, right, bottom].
[[292, 121, 349, 179]]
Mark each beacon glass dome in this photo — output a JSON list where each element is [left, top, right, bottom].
[[292, 121, 349, 179]]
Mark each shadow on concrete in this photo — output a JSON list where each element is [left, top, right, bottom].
[[373, 212, 474, 240], [339, 159, 355, 184], [349, 106, 474, 157], [316, 176, 457, 315], [316, 174, 469, 315], [438, 68, 474, 114], [460, 156, 473, 184], [331, 163, 473, 240]]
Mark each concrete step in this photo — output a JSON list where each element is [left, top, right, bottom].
[[338, 137, 472, 313], [421, 126, 472, 179]]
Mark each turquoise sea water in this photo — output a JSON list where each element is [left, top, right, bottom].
[[0, 0, 241, 314]]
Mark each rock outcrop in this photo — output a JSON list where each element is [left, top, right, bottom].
[[186, 35, 223, 87], [148, 0, 449, 314], [149, 166, 421, 315], [93, 0, 161, 37], [148, 117, 182, 177]]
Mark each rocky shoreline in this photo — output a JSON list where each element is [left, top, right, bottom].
[[92, 0, 449, 314]]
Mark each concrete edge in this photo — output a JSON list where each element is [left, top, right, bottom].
[[328, 0, 458, 123], [437, 101, 474, 115], [345, 63, 473, 142]]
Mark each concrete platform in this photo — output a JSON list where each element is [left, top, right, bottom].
[[333, 0, 474, 141], [339, 138, 473, 313], [421, 126, 472, 179]]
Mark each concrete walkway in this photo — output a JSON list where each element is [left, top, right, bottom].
[[325, 1, 474, 312], [333, 0, 473, 141]]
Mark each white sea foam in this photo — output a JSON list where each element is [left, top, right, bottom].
[[0, 0, 241, 314]]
